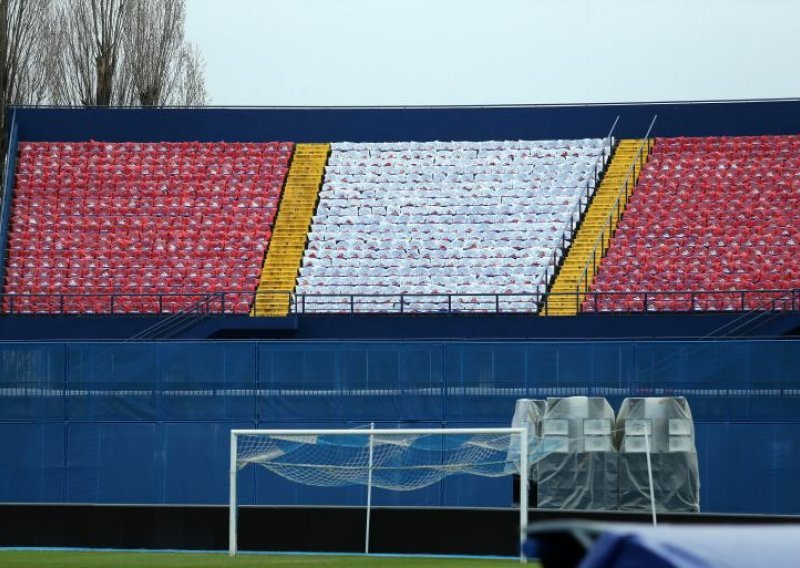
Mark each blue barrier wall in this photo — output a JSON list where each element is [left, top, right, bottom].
[[2, 312, 800, 341], [11, 99, 800, 144], [2, 339, 800, 514]]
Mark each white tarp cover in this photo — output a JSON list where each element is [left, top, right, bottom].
[[616, 397, 700, 513], [538, 396, 618, 510], [506, 398, 546, 474]]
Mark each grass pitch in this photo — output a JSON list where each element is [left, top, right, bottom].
[[0, 550, 524, 567]]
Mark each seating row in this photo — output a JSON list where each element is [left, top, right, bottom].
[[589, 135, 800, 312], [331, 139, 604, 151], [20, 141, 292, 150], [297, 139, 609, 312], [4, 141, 292, 314]]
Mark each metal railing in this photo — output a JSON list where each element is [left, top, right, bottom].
[[639, 288, 800, 382], [0, 291, 241, 316], [0, 291, 547, 316], [1, 289, 799, 316], [543, 116, 621, 289], [128, 293, 224, 340], [554, 288, 800, 315], [573, 115, 658, 311], [289, 292, 546, 315], [700, 288, 800, 337]]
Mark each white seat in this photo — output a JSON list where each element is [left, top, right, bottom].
[[299, 138, 609, 313]]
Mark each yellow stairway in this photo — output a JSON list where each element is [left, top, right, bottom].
[[543, 139, 653, 316], [252, 143, 330, 316]]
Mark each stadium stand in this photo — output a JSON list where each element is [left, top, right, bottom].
[[545, 139, 651, 315], [4, 104, 800, 558], [295, 139, 610, 313], [4, 141, 292, 314], [585, 135, 800, 312], [253, 143, 330, 316]]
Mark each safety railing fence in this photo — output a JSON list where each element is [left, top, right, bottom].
[[543, 180, 593, 288], [0, 291, 248, 316], [0, 289, 798, 316], [127, 292, 225, 341], [598, 114, 620, 186], [544, 116, 621, 290], [573, 115, 658, 312], [289, 292, 545, 315], [549, 289, 800, 315], [700, 288, 800, 338], [639, 289, 800, 384]]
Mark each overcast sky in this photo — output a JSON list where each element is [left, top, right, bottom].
[[184, 0, 800, 106]]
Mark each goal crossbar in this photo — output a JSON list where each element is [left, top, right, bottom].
[[229, 426, 529, 563]]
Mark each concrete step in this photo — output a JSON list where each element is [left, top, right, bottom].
[[253, 143, 328, 313], [261, 271, 299, 277], [260, 272, 298, 277], [541, 139, 652, 317]]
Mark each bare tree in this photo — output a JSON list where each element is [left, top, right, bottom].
[[47, 0, 206, 107], [123, 0, 206, 107], [170, 42, 207, 107], [48, 0, 127, 106], [1, 1, 52, 126], [92, 0, 127, 106], [125, 0, 180, 106], [0, 1, 8, 124], [0, 0, 207, 190], [1, 0, 54, 160]]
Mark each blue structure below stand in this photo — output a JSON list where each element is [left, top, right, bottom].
[[0, 312, 797, 341], [2, 339, 800, 514], [2, 102, 800, 530]]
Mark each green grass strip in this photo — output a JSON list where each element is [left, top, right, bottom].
[[0, 550, 526, 568]]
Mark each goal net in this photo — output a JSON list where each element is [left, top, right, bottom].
[[229, 427, 531, 562]]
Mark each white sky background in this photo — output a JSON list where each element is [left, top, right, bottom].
[[185, 0, 800, 106]]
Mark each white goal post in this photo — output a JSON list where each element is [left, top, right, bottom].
[[229, 426, 529, 563]]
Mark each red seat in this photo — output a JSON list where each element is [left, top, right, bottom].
[[586, 135, 800, 313], [4, 141, 295, 314]]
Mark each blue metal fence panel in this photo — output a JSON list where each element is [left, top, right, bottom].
[[0, 422, 65, 502], [65, 422, 163, 503], [257, 343, 446, 423], [163, 422, 246, 505], [2, 339, 800, 512], [695, 422, 800, 514], [0, 342, 66, 421]]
